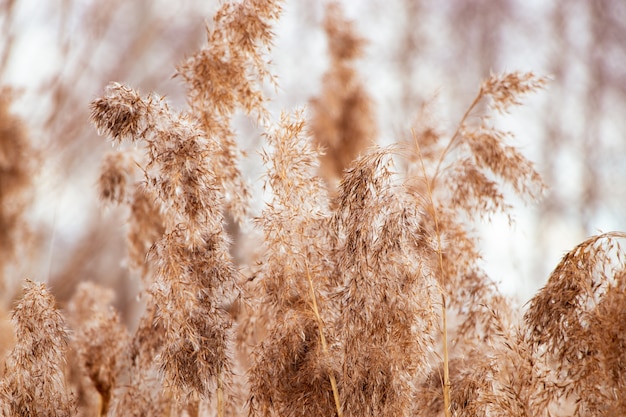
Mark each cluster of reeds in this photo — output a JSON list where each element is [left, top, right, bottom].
[[0, 1, 624, 416]]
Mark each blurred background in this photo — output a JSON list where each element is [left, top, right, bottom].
[[1, 0, 625, 317]]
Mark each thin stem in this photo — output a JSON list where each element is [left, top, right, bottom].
[[413, 131, 452, 417], [217, 371, 224, 417], [304, 262, 343, 417], [97, 393, 106, 417], [439, 294, 451, 417], [430, 89, 483, 190]]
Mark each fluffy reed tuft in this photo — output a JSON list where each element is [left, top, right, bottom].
[[176, 0, 282, 224], [247, 110, 337, 417], [67, 282, 129, 416], [309, 2, 376, 189], [0, 280, 75, 417], [91, 81, 237, 403], [90, 0, 284, 412], [523, 232, 626, 415], [333, 148, 438, 417]]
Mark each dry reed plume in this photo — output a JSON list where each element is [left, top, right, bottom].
[[0, 1, 624, 417], [309, 2, 377, 189], [0, 280, 75, 417]]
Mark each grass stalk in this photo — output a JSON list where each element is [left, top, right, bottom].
[[413, 130, 452, 417], [98, 393, 107, 417], [430, 90, 483, 190], [305, 262, 343, 417], [217, 372, 224, 417]]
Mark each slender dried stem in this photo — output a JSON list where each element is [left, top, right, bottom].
[[98, 395, 106, 417], [430, 90, 483, 190], [217, 372, 224, 417], [413, 130, 452, 417], [304, 262, 343, 417]]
